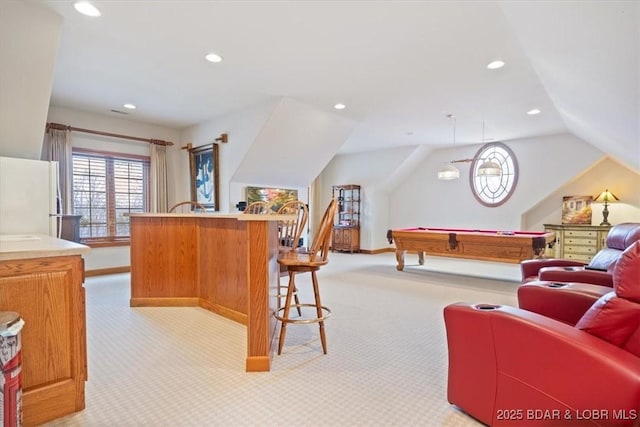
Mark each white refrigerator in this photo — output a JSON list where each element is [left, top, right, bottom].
[[0, 156, 60, 236]]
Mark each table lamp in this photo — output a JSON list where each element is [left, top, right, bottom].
[[593, 189, 619, 226]]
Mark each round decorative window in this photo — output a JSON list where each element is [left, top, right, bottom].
[[469, 142, 518, 207]]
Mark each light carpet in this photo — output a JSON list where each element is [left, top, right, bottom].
[[45, 252, 521, 426]]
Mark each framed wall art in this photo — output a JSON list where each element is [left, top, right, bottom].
[[189, 143, 219, 210], [562, 195, 593, 224], [246, 186, 297, 213]]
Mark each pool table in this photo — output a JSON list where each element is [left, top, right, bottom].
[[387, 227, 555, 270]]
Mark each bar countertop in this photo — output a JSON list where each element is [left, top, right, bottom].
[[0, 234, 90, 261], [128, 212, 296, 221]]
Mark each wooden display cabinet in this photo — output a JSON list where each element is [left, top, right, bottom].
[[332, 184, 360, 253]]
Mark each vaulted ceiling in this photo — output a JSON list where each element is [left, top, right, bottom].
[[39, 0, 639, 169]]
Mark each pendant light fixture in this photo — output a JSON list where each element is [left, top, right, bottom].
[[437, 118, 504, 179], [477, 160, 502, 176], [476, 121, 502, 177], [437, 163, 460, 180], [437, 115, 460, 180]]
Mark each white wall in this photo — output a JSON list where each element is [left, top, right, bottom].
[[179, 97, 357, 214], [389, 134, 606, 230], [43, 107, 640, 270], [319, 146, 427, 250], [46, 106, 181, 271], [523, 157, 640, 228], [179, 99, 281, 212], [319, 132, 640, 252], [47, 106, 181, 147], [0, 1, 61, 159], [232, 97, 356, 188]]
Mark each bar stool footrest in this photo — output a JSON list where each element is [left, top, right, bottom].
[[274, 305, 331, 324]]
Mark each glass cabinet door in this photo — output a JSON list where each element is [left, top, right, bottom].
[[332, 185, 361, 253]]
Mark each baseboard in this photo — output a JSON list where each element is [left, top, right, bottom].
[[199, 298, 247, 325], [85, 266, 130, 277], [360, 248, 395, 255], [130, 297, 199, 307]]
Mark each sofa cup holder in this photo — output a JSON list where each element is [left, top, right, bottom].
[[475, 304, 501, 311], [546, 282, 567, 288]]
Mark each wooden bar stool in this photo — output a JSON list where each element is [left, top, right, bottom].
[[169, 201, 207, 213], [276, 200, 309, 316], [275, 198, 338, 354], [276, 200, 308, 250], [243, 201, 271, 214]]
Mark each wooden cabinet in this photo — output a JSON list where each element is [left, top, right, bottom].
[[544, 224, 611, 262], [0, 254, 87, 425], [332, 185, 360, 253], [333, 227, 359, 253]]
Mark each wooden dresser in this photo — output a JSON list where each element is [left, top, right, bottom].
[[543, 224, 611, 262]]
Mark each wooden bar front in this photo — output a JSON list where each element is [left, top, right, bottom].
[[129, 214, 280, 372]]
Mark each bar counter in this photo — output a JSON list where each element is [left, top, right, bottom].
[[129, 213, 290, 372]]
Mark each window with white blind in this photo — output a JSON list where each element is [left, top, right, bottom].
[[72, 149, 150, 242]]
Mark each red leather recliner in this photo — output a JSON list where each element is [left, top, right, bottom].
[[444, 241, 640, 426], [517, 281, 612, 325], [520, 222, 640, 286], [518, 223, 640, 324]]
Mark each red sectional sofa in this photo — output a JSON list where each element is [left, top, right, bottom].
[[444, 241, 640, 426]]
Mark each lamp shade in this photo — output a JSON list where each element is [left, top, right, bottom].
[[594, 189, 619, 203], [477, 160, 502, 177], [437, 163, 460, 180]]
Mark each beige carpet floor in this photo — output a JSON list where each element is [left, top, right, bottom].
[[45, 252, 522, 426]]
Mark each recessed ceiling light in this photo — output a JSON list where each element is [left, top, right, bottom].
[[527, 108, 541, 115], [334, 103, 346, 110], [205, 53, 223, 63], [73, 1, 101, 17], [123, 104, 136, 110], [487, 60, 505, 70]]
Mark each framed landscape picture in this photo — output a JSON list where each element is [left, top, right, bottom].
[[189, 143, 219, 210], [246, 186, 298, 213], [562, 195, 593, 224]]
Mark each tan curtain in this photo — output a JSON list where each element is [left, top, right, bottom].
[[41, 128, 71, 213], [150, 144, 169, 213], [308, 176, 321, 240]]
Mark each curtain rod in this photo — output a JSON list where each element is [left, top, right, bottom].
[[46, 122, 174, 146]]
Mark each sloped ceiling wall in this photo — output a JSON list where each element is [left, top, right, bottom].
[[523, 157, 640, 229], [231, 97, 356, 188], [0, 1, 61, 159], [501, 1, 640, 172]]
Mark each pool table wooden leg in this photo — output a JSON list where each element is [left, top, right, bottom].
[[418, 251, 424, 265], [395, 249, 405, 271]]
